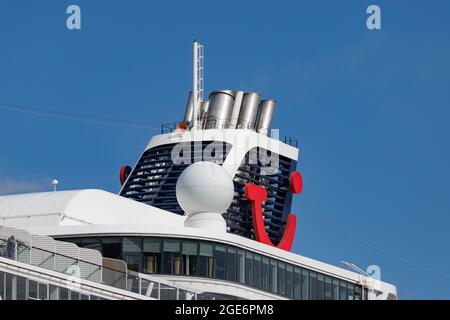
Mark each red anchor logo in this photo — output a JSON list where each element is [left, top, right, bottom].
[[245, 171, 303, 252]]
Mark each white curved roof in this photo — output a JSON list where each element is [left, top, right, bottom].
[[0, 189, 184, 229]]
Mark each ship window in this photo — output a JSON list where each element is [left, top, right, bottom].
[[214, 245, 226, 280], [245, 252, 254, 286], [182, 241, 198, 276], [144, 238, 162, 274], [332, 278, 339, 300], [339, 281, 347, 300], [101, 237, 122, 260], [28, 280, 38, 300], [325, 276, 332, 300], [293, 267, 301, 299], [317, 274, 325, 300], [0, 272, 4, 299], [269, 259, 277, 293], [70, 290, 80, 300], [253, 254, 262, 289], [286, 264, 294, 298], [237, 250, 245, 284], [354, 285, 362, 300], [197, 243, 213, 278], [261, 257, 270, 292], [59, 287, 69, 300], [39, 283, 48, 300], [309, 272, 317, 299], [49, 284, 58, 300], [162, 239, 182, 275], [277, 262, 286, 296], [17, 276, 27, 300], [301, 269, 309, 300], [123, 237, 143, 273], [347, 283, 355, 300], [226, 247, 237, 282]]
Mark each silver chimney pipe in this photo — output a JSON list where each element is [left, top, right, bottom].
[[199, 100, 210, 128], [229, 91, 244, 129], [236, 92, 260, 130], [204, 90, 235, 129], [256, 99, 276, 135], [183, 91, 194, 128]]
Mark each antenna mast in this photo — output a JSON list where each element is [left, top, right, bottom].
[[192, 39, 204, 130]]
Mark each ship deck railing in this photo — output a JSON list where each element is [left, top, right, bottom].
[[0, 226, 199, 300], [160, 121, 298, 148]]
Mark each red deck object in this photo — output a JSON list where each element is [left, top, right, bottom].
[[119, 166, 132, 186], [289, 171, 303, 194]]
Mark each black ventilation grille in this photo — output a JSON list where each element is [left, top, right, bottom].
[[120, 141, 231, 214]]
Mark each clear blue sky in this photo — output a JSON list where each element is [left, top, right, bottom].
[[1, 0, 449, 299]]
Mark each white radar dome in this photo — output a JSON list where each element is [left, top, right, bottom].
[[176, 161, 234, 215]]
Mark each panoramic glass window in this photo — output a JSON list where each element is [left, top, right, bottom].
[[162, 239, 182, 275], [143, 238, 162, 274], [197, 242, 213, 278], [213, 245, 226, 280], [182, 241, 198, 276]]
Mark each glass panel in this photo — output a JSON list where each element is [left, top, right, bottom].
[[293, 267, 301, 300], [237, 250, 245, 284], [81, 294, 89, 300], [347, 283, 355, 300], [5, 273, 13, 300], [332, 278, 339, 300], [17, 276, 27, 300], [163, 239, 181, 252], [286, 264, 294, 298], [261, 257, 269, 291], [354, 285, 362, 300], [226, 247, 236, 281], [160, 284, 177, 300], [59, 287, 69, 300], [245, 252, 253, 286], [277, 262, 285, 296], [144, 254, 160, 274], [28, 280, 38, 300], [325, 276, 332, 300], [49, 285, 58, 300], [317, 274, 324, 300], [309, 272, 317, 300], [141, 279, 159, 299], [197, 243, 213, 278], [269, 259, 277, 293], [143, 238, 161, 253], [214, 245, 226, 280], [101, 237, 121, 260], [301, 269, 309, 300], [0, 271, 4, 299], [162, 239, 182, 275], [124, 254, 143, 272], [39, 283, 48, 300], [70, 290, 80, 300], [339, 281, 347, 300], [253, 255, 261, 289], [182, 241, 198, 276], [123, 237, 142, 253]]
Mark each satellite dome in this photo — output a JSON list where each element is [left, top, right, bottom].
[[176, 161, 234, 215]]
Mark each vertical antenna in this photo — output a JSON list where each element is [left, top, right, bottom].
[[192, 39, 204, 130]]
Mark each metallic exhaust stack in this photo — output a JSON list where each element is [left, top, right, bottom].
[[199, 100, 210, 128], [204, 90, 235, 129], [236, 92, 260, 130], [183, 91, 194, 128], [256, 99, 276, 135]]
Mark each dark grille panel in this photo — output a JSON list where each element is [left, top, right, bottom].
[[120, 141, 231, 214], [224, 148, 297, 245]]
